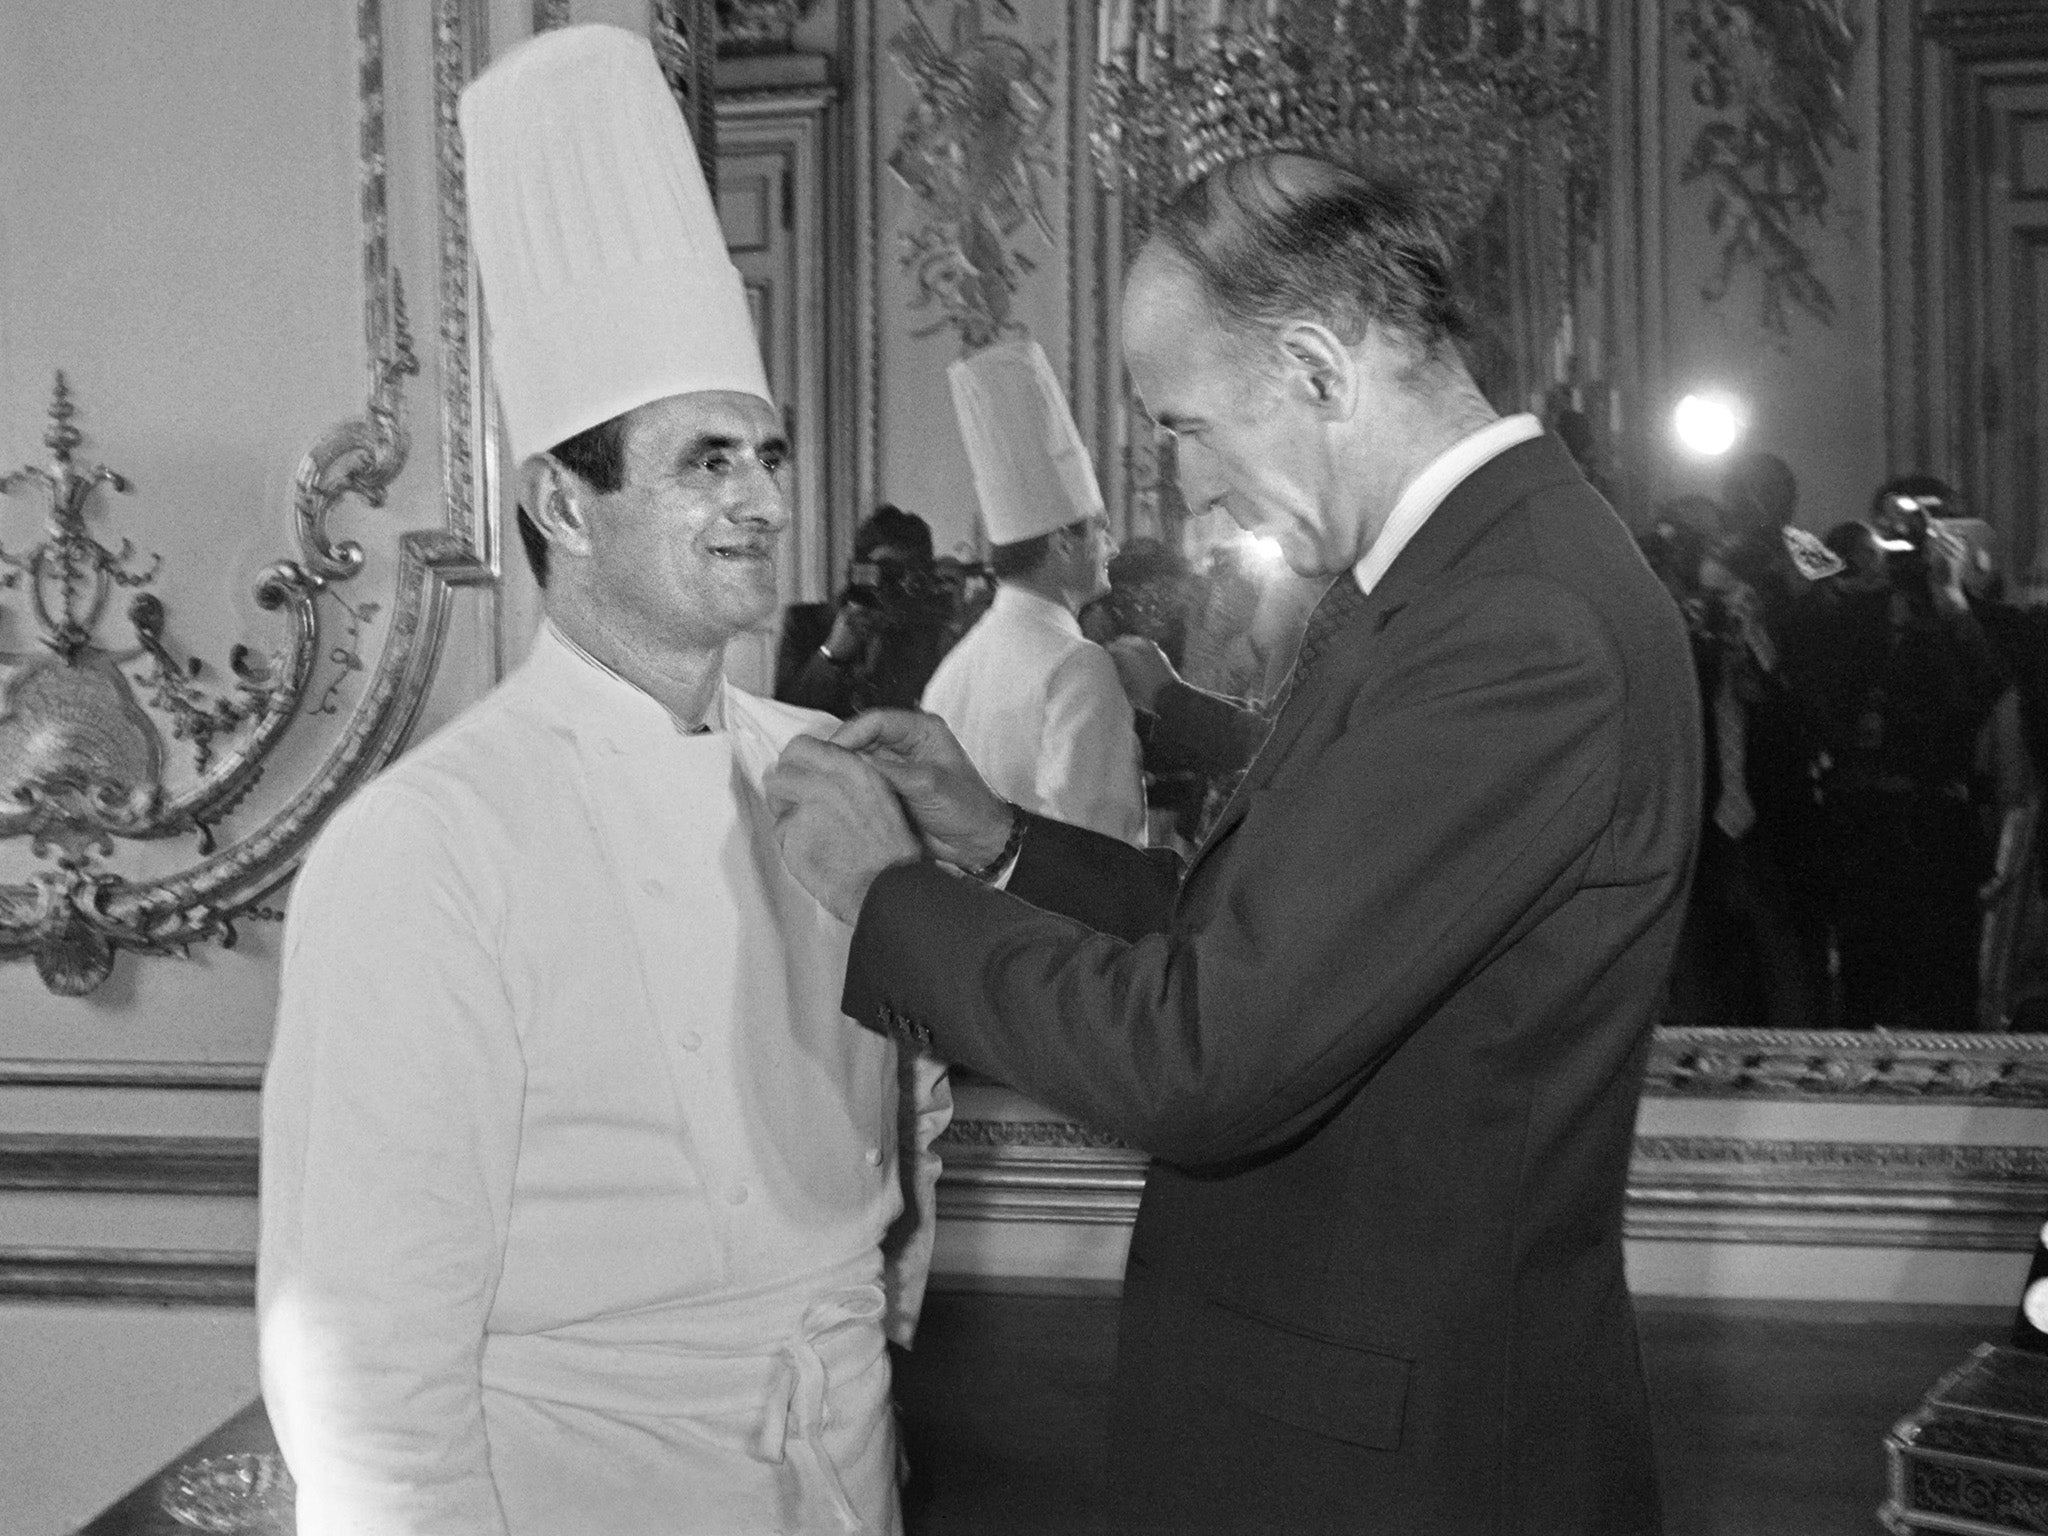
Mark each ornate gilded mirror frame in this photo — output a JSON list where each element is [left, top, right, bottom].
[[1644, 1028, 2048, 1105], [0, 0, 497, 996]]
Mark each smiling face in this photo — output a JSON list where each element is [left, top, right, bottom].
[[576, 389, 790, 654], [1123, 249, 1349, 575]]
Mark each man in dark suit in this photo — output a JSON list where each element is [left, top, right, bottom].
[[768, 154, 1701, 1534]]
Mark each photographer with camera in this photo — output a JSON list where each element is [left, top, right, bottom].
[[1800, 475, 2010, 1030], [776, 503, 953, 720]]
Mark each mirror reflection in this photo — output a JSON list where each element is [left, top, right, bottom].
[[1640, 458, 2044, 1034]]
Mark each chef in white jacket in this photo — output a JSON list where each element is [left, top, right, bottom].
[[258, 26, 949, 1536], [920, 340, 1147, 845]]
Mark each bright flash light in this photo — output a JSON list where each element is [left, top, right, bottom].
[[1246, 535, 1285, 566], [1673, 393, 1744, 457]]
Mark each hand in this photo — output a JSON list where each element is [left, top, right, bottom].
[[1924, 523, 1970, 611], [764, 736, 924, 924], [1104, 635, 1178, 713], [831, 709, 1013, 871], [823, 604, 878, 665]]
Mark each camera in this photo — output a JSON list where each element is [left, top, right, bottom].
[[841, 557, 954, 631], [1872, 493, 1941, 555]]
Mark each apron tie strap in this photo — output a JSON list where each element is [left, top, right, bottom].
[[753, 1285, 886, 1533]]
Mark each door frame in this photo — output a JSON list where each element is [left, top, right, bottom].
[[1885, 0, 2048, 555]]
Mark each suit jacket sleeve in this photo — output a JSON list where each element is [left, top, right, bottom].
[[1143, 676, 1270, 776], [260, 786, 518, 1536], [845, 575, 1627, 1170]]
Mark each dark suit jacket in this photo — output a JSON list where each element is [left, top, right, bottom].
[[1142, 676, 1270, 777], [847, 435, 1702, 1534]]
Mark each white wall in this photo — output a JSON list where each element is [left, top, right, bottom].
[[0, 1304, 256, 1536]]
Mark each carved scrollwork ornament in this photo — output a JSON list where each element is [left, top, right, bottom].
[[715, 0, 824, 56], [0, 0, 493, 997], [1646, 1028, 2048, 1104], [0, 343, 406, 996]]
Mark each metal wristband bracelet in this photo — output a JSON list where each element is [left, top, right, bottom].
[[961, 802, 1027, 883]]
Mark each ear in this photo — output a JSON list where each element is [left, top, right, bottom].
[[1044, 521, 1082, 559], [519, 455, 597, 561], [1277, 321, 1355, 415]]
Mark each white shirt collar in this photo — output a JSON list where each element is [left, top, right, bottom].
[[1351, 413, 1544, 594], [541, 618, 726, 734]]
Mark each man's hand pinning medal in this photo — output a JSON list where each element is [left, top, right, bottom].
[[765, 735, 923, 924]]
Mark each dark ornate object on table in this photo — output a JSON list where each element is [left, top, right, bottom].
[[74, 1400, 286, 1535], [1883, 1343, 2048, 1533]]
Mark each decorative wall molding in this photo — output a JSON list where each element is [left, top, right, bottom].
[[0, 0, 496, 997], [931, 1121, 2048, 1253], [848, 0, 882, 519], [1880, 0, 2048, 558], [0, 1247, 252, 1306], [0, 1134, 256, 1196], [15, 1123, 2042, 1254], [7, 1127, 2044, 1301], [1628, 1136, 2048, 1249], [1645, 1029, 2048, 1104], [1920, 1, 2048, 39], [719, 86, 840, 606], [653, 0, 722, 193], [0, 1058, 263, 1090], [938, 1146, 1144, 1226]]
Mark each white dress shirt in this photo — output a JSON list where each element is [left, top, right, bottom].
[[260, 623, 950, 1536], [922, 584, 1147, 845], [1351, 412, 1544, 593]]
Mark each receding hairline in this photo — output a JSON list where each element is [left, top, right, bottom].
[[1139, 150, 1468, 365], [1122, 232, 1370, 391]]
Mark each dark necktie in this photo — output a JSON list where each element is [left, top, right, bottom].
[[1272, 573, 1371, 714], [1195, 573, 1372, 856]]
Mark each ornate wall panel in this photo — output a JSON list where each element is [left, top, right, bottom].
[[1618, 0, 1888, 534], [849, 0, 1110, 560], [0, 3, 495, 1028]]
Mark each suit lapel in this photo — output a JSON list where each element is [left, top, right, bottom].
[[1181, 435, 1587, 880]]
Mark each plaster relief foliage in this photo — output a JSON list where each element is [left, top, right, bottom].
[[887, 0, 1059, 353], [1675, 0, 1858, 335]]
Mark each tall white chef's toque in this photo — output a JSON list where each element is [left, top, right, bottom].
[[458, 24, 770, 464], [948, 338, 1105, 547]]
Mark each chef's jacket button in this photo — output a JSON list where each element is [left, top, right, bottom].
[[680, 1029, 703, 1052], [864, 1146, 883, 1167], [642, 877, 665, 898], [727, 1182, 749, 1205]]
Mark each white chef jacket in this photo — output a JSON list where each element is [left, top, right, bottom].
[[259, 623, 951, 1536], [920, 584, 1146, 844]]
